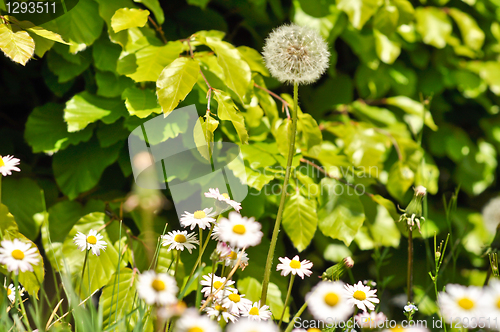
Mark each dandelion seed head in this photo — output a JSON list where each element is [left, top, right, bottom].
[[262, 24, 329, 85]]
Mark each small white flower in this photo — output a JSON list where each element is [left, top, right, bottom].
[[227, 319, 279, 332], [344, 281, 380, 312], [200, 273, 235, 299], [137, 270, 178, 306], [180, 208, 216, 230], [276, 255, 313, 279], [211, 224, 221, 241], [484, 279, 500, 321], [5, 283, 24, 303], [482, 196, 500, 233], [0, 155, 20, 176], [222, 289, 252, 314], [204, 188, 242, 212], [240, 301, 272, 321], [0, 239, 39, 274], [161, 230, 198, 253], [306, 281, 353, 322], [223, 248, 249, 268], [175, 308, 221, 332], [218, 212, 263, 248], [204, 302, 238, 323], [216, 241, 232, 257], [355, 311, 387, 329], [262, 24, 329, 85], [73, 229, 107, 256], [404, 303, 418, 312], [438, 284, 488, 325]]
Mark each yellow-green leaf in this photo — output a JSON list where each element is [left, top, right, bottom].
[[193, 114, 219, 161], [374, 29, 401, 64], [214, 90, 249, 144], [157, 57, 200, 114], [282, 193, 318, 252], [336, 0, 382, 30], [5, 16, 69, 45], [415, 7, 452, 49], [448, 8, 484, 51], [0, 23, 34, 65], [111, 8, 150, 33]]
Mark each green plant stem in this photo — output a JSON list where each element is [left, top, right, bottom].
[[183, 224, 214, 293], [14, 274, 30, 329], [81, 250, 89, 296], [408, 228, 413, 303], [174, 250, 181, 276], [279, 274, 295, 327], [261, 82, 299, 304], [0, 175, 2, 205], [284, 300, 308, 332]]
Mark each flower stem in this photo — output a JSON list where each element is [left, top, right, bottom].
[[0, 175, 2, 205], [182, 224, 214, 294], [407, 228, 413, 303], [174, 250, 181, 277], [81, 249, 89, 296], [14, 274, 30, 329], [279, 274, 295, 327], [261, 82, 299, 304], [284, 300, 308, 332]]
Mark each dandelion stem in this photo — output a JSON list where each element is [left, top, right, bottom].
[[284, 300, 308, 332], [261, 82, 299, 304], [407, 228, 414, 303], [279, 274, 295, 327]]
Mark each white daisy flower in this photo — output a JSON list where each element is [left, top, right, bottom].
[[344, 281, 380, 312], [222, 289, 252, 315], [180, 208, 216, 230], [204, 188, 242, 212], [218, 212, 263, 248], [227, 319, 279, 332], [223, 248, 249, 268], [306, 281, 353, 322], [485, 279, 500, 321], [240, 301, 272, 321], [175, 308, 221, 332], [438, 284, 487, 325], [0, 155, 20, 176], [276, 255, 313, 279], [137, 270, 178, 306], [200, 273, 235, 299], [216, 241, 232, 257], [204, 302, 238, 323], [161, 230, 198, 253], [73, 229, 107, 256], [5, 283, 24, 303], [0, 239, 39, 274], [211, 224, 221, 241], [355, 311, 388, 329]]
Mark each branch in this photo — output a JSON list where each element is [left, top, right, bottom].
[[148, 16, 167, 44]]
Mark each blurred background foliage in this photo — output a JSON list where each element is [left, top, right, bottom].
[[1, 0, 500, 325]]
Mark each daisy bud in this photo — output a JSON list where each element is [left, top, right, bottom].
[[262, 24, 330, 85], [322, 256, 354, 281]]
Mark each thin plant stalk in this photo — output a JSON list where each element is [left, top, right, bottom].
[[278, 274, 294, 327], [261, 82, 299, 303], [183, 224, 214, 294], [284, 301, 308, 332], [81, 249, 89, 296], [13, 274, 30, 329], [407, 228, 413, 303]]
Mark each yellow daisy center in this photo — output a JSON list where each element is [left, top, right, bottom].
[[151, 279, 165, 292], [188, 327, 203, 332], [228, 293, 241, 302], [215, 305, 226, 312], [308, 329, 322, 332], [232, 224, 246, 235], [222, 193, 230, 199], [174, 234, 187, 243], [193, 210, 206, 219], [324, 292, 339, 306], [457, 297, 475, 310], [229, 251, 238, 259], [87, 235, 97, 245], [391, 327, 404, 332], [11, 249, 24, 260], [0, 157, 4, 167], [496, 297, 500, 309], [249, 307, 259, 315], [289, 260, 301, 269], [353, 290, 367, 301], [213, 281, 223, 289], [7, 288, 11, 296]]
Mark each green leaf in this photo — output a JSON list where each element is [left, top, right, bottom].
[[25, 103, 94, 153], [187, 0, 210, 9], [361, 195, 401, 247], [47, 49, 92, 83], [385, 96, 438, 131], [111, 8, 150, 33], [64, 91, 127, 132], [96, 71, 135, 98], [203, 38, 251, 101], [392, 0, 414, 26], [386, 161, 414, 200], [276, 119, 291, 157], [214, 90, 248, 144], [53, 138, 121, 199], [1, 178, 44, 240], [5, 16, 69, 45], [318, 178, 366, 245], [0, 22, 34, 65], [374, 29, 401, 64], [193, 114, 219, 161], [92, 33, 122, 72], [298, 113, 322, 157], [415, 7, 452, 49], [373, 4, 399, 35], [123, 87, 162, 118], [31, 33, 54, 57], [336, 0, 382, 30], [237, 277, 288, 322], [282, 193, 318, 252], [293, 0, 341, 40], [371, 194, 399, 221], [237, 46, 268, 76], [448, 8, 484, 51], [127, 41, 185, 82], [100, 268, 138, 329], [472, 62, 500, 96], [156, 57, 200, 114], [134, 0, 164, 24]]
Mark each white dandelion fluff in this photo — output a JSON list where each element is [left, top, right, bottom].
[[262, 24, 330, 85]]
